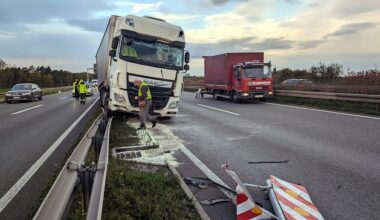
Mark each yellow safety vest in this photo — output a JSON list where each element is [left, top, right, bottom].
[[79, 81, 87, 94], [122, 46, 137, 57], [138, 82, 152, 100]]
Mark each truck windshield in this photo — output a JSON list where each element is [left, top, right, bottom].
[[243, 66, 271, 78], [120, 37, 184, 69]]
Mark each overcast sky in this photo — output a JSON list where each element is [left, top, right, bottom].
[[0, 0, 379, 75]]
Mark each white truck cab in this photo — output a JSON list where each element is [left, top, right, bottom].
[[96, 15, 189, 117]]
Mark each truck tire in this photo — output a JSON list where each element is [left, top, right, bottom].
[[213, 92, 219, 100], [232, 93, 240, 103]]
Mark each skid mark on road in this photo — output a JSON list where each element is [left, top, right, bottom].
[[11, 104, 43, 115], [197, 104, 240, 116]]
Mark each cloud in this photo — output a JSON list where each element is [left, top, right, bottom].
[[188, 37, 294, 58], [113, 1, 162, 13], [252, 37, 294, 50], [331, 1, 380, 17], [188, 37, 255, 58], [0, 0, 109, 25], [324, 22, 377, 39], [207, 0, 248, 6], [67, 18, 109, 33], [297, 40, 327, 49], [284, 0, 301, 4]]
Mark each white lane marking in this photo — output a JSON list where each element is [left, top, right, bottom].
[[266, 102, 380, 120], [0, 97, 99, 213], [197, 104, 240, 116], [11, 105, 43, 115], [179, 144, 232, 197], [59, 96, 68, 100]]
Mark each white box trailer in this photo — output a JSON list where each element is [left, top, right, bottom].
[[96, 15, 189, 117]]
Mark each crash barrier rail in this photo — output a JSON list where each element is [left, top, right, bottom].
[[34, 113, 112, 220], [275, 90, 380, 104]]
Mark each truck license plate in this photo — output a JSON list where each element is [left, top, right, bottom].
[[255, 95, 264, 98], [255, 87, 262, 89]]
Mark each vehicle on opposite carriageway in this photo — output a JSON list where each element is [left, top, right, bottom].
[[5, 83, 43, 103]]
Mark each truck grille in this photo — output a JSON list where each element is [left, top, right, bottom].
[[249, 86, 268, 91], [127, 82, 172, 110]]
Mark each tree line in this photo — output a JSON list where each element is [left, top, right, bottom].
[[274, 63, 380, 86], [0, 59, 92, 89]]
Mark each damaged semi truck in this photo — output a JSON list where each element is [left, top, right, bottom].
[[96, 15, 190, 117]]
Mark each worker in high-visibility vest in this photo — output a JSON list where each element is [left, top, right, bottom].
[[72, 79, 79, 98], [78, 79, 87, 104], [134, 79, 157, 130]]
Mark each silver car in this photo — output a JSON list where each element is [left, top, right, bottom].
[[5, 83, 43, 103]]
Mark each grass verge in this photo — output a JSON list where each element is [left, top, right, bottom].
[[272, 96, 380, 116], [100, 114, 201, 220], [27, 106, 102, 219], [42, 86, 72, 95]]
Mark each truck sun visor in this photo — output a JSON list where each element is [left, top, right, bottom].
[[171, 41, 185, 48], [122, 30, 157, 42], [121, 29, 185, 48]]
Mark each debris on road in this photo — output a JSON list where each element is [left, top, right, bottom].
[[200, 198, 231, 205], [223, 164, 325, 220], [248, 160, 289, 164], [183, 177, 236, 194]]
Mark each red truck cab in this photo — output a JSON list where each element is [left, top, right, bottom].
[[232, 60, 273, 102], [204, 53, 274, 103]]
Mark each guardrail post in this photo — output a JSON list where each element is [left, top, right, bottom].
[[99, 120, 106, 136], [92, 135, 103, 162], [78, 165, 96, 211]]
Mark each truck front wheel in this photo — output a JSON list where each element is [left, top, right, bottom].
[[213, 91, 220, 100], [232, 93, 240, 103]]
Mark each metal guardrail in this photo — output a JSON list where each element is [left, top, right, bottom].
[[34, 114, 112, 220], [33, 116, 101, 219], [87, 117, 112, 220], [275, 90, 380, 104]]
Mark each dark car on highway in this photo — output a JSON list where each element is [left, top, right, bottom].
[[5, 83, 43, 103]]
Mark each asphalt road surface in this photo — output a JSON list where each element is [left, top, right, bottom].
[[0, 91, 99, 219], [161, 92, 380, 219]]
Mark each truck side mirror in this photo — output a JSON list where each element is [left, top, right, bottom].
[[273, 67, 277, 74], [184, 64, 190, 71], [109, 50, 116, 57], [184, 51, 190, 63], [111, 37, 119, 49]]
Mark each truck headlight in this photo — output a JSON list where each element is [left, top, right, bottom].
[[268, 91, 273, 95], [114, 93, 126, 104], [242, 93, 249, 96], [168, 101, 178, 109]]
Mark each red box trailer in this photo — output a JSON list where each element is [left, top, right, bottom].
[[203, 53, 274, 102]]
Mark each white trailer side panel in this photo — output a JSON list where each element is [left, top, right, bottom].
[[96, 15, 119, 88]]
